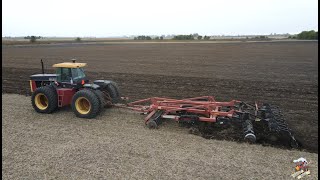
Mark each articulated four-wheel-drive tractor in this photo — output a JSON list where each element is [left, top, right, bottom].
[[30, 60, 120, 118], [30, 60, 299, 148]]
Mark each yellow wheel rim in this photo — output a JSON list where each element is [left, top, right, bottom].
[[75, 97, 91, 114], [35, 93, 49, 110]]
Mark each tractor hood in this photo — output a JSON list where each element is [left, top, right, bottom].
[[30, 74, 57, 81]]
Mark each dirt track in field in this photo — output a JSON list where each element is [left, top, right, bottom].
[[2, 94, 319, 179], [2, 41, 318, 153]]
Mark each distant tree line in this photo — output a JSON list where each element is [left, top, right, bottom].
[[203, 36, 210, 40], [154, 36, 164, 40], [197, 35, 210, 40], [172, 34, 194, 40], [133, 35, 165, 40], [24, 36, 42, 40], [172, 34, 211, 40], [132, 34, 212, 40], [134, 36, 152, 40], [289, 30, 318, 40], [24, 35, 42, 43], [253, 36, 269, 39]]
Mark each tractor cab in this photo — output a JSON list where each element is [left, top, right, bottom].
[[29, 60, 95, 92], [52, 62, 89, 87]]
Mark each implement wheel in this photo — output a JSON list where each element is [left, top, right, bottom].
[[31, 86, 57, 113], [147, 120, 158, 129], [71, 89, 100, 118]]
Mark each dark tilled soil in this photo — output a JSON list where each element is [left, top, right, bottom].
[[2, 41, 318, 153]]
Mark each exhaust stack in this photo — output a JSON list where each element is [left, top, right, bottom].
[[41, 59, 45, 74]]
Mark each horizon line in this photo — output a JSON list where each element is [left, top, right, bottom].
[[2, 32, 314, 38]]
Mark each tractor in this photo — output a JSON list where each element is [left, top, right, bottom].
[[29, 60, 120, 118]]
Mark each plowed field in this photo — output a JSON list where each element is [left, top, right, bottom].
[[2, 41, 318, 153]]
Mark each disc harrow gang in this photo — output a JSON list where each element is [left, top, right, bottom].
[[116, 96, 299, 148]]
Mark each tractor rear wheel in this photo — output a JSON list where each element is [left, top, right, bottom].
[[104, 84, 120, 104], [89, 89, 106, 111], [93, 80, 121, 104], [31, 85, 58, 113], [110, 81, 121, 98], [71, 89, 100, 118]]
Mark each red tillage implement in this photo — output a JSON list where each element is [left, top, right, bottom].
[[116, 96, 299, 148]]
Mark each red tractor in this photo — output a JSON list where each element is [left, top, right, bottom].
[[29, 60, 120, 118]]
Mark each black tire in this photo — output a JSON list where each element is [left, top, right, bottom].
[[105, 84, 120, 104], [147, 120, 158, 129], [93, 80, 121, 104], [31, 85, 58, 113], [89, 89, 106, 111], [109, 81, 121, 98], [71, 89, 100, 118]]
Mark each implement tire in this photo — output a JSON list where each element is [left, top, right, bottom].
[[71, 89, 100, 119], [31, 86, 58, 113]]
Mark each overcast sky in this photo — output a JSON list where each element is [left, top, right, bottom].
[[2, 0, 318, 37]]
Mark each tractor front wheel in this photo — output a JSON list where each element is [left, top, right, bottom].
[[31, 86, 58, 113], [71, 89, 100, 118]]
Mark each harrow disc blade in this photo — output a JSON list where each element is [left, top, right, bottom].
[[262, 103, 299, 148]]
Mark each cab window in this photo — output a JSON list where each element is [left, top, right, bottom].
[[71, 68, 86, 81], [56, 68, 72, 82]]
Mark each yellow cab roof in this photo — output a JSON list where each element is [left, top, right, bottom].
[[52, 62, 87, 68]]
